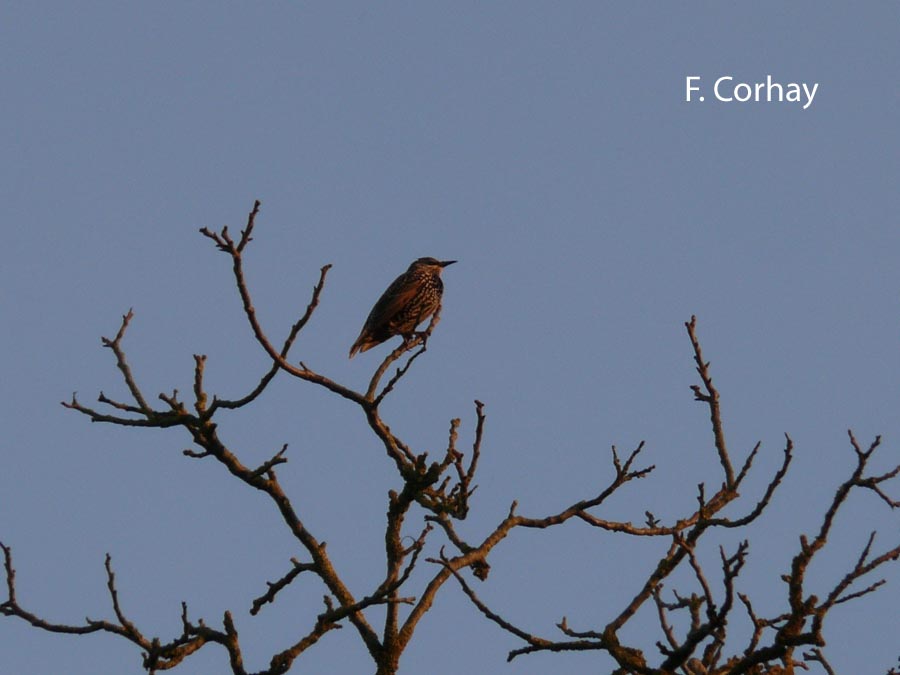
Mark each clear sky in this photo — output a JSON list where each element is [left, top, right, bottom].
[[2, 4, 899, 674]]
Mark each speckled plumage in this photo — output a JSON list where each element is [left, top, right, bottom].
[[349, 257, 456, 358]]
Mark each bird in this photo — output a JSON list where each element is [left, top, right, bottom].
[[349, 257, 456, 358]]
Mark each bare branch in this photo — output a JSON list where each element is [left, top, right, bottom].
[[441, 558, 554, 650], [101, 309, 153, 415], [249, 444, 289, 479], [193, 354, 208, 415], [202, 206, 362, 407], [708, 435, 794, 529], [250, 558, 316, 616], [804, 648, 837, 675], [686, 315, 735, 487]]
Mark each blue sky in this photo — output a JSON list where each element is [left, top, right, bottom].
[[2, 4, 899, 674]]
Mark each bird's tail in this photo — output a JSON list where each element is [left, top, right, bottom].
[[348, 334, 374, 358]]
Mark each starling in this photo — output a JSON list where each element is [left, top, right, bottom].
[[349, 257, 456, 358]]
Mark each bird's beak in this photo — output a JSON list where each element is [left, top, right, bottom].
[[440, 260, 457, 267]]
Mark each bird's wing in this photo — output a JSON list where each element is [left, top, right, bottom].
[[363, 272, 420, 331], [349, 272, 417, 356]]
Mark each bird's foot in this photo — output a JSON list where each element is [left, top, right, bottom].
[[400, 332, 429, 350]]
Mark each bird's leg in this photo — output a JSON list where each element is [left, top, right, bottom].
[[397, 331, 429, 353]]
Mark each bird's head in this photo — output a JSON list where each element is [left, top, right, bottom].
[[409, 257, 457, 273]]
